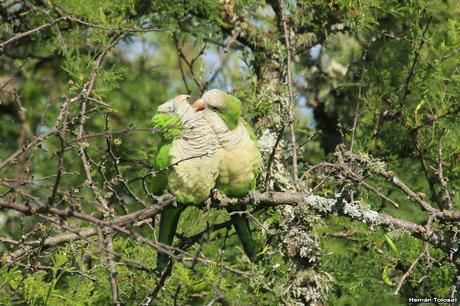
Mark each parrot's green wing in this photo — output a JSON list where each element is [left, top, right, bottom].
[[151, 112, 183, 195], [151, 112, 183, 271], [150, 143, 172, 195], [242, 118, 257, 141]]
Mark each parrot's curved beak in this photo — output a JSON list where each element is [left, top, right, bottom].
[[192, 99, 205, 111], [175, 94, 191, 103]]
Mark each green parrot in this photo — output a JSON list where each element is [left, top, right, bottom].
[[192, 89, 261, 261], [151, 95, 220, 271]]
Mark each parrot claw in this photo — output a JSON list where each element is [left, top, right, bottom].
[[163, 191, 179, 207], [211, 188, 223, 202], [175, 232, 186, 240], [248, 191, 259, 206], [211, 188, 219, 199]]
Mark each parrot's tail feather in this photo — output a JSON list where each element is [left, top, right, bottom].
[[157, 206, 184, 271], [229, 205, 257, 262]]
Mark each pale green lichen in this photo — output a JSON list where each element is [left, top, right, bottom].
[[257, 129, 295, 191], [276, 202, 331, 305]]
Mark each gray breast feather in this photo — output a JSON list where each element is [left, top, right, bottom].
[[203, 110, 249, 151], [172, 109, 218, 161]]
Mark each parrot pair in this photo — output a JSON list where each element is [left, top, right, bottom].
[[151, 90, 261, 271]]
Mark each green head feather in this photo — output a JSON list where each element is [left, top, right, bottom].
[[151, 113, 182, 142], [203, 89, 242, 130], [219, 94, 241, 130]]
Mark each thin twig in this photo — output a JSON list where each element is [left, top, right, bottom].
[[437, 143, 453, 210], [399, 17, 432, 107], [351, 52, 366, 151], [0, 16, 68, 54], [264, 124, 285, 190], [105, 114, 149, 208], [173, 33, 192, 94], [394, 249, 425, 294]]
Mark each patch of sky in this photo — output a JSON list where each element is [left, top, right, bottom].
[[201, 45, 252, 92], [36, 124, 50, 135], [310, 44, 322, 60], [297, 99, 315, 129], [285, 0, 297, 14], [294, 75, 315, 128], [248, 5, 275, 31], [4, 0, 23, 14], [117, 35, 158, 62]]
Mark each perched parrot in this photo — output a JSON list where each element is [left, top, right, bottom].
[[192, 89, 261, 261], [151, 95, 220, 271]]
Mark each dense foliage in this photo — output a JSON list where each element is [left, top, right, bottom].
[[0, 0, 459, 305]]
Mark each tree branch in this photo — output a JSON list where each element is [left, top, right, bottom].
[[278, 0, 299, 188]]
